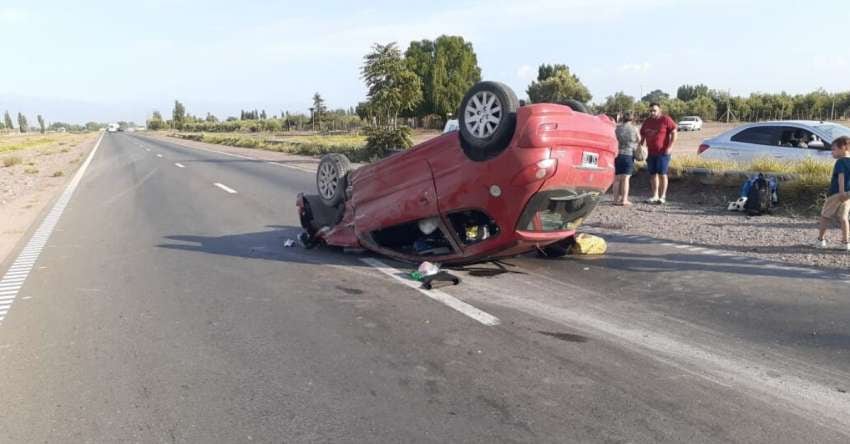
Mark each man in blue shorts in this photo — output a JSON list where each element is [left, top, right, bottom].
[[639, 102, 678, 204]]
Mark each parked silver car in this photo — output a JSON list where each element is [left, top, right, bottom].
[[697, 120, 850, 161]]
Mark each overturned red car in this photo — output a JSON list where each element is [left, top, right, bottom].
[[297, 81, 617, 264]]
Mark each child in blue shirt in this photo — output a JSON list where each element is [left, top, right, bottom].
[[816, 136, 850, 250]]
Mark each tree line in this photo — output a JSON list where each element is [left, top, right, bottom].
[[147, 35, 850, 136], [1, 110, 109, 133], [596, 84, 850, 123]]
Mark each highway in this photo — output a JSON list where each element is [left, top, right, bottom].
[[1, 132, 848, 443]]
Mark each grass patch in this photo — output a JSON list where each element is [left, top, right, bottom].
[[60, 148, 70, 153], [2, 156, 22, 167], [175, 132, 370, 161], [0, 136, 57, 153], [51, 170, 64, 177], [24, 167, 38, 174], [669, 154, 739, 172]]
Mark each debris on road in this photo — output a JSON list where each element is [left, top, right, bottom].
[[283, 239, 296, 248], [571, 233, 607, 255], [421, 271, 461, 290]]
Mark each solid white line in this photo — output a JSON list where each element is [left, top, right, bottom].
[[3, 273, 28, 279], [174, 163, 185, 168], [213, 183, 238, 194], [0, 132, 104, 322], [360, 257, 500, 326]]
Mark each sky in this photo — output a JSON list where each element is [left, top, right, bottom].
[[1, 0, 849, 124]]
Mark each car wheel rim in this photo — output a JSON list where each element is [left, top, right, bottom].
[[318, 162, 338, 199], [464, 91, 502, 139]]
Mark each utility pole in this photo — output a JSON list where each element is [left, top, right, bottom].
[[831, 93, 836, 121]]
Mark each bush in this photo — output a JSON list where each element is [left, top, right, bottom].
[[363, 126, 413, 160], [2, 156, 22, 167], [24, 167, 38, 174], [51, 171, 64, 177]]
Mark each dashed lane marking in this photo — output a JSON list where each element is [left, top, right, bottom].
[[174, 163, 185, 168], [0, 133, 104, 325], [360, 257, 500, 326], [213, 183, 238, 194]]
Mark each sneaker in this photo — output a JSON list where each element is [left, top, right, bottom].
[[814, 238, 827, 249], [645, 197, 659, 204], [658, 197, 667, 204], [844, 243, 850, 252]]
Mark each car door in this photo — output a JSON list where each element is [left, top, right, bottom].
[[349, 149, 439, 238], [728, 125, 795, 161]]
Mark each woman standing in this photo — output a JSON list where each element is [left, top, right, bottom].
[[613, 111, 639, 206]]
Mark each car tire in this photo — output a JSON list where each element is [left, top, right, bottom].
[[458, 81, 519, 161], [563, 99, 590, 114], [316, 154, 351, 207]]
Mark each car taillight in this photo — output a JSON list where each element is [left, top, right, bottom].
[[698, 144, 710, 155], [511, 158, 559, 185]]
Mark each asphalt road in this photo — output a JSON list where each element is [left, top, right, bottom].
[[1, 132, 849, 443]]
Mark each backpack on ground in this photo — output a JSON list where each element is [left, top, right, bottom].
[[744, 173, 772, 215]]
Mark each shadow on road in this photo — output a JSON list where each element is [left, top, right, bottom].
[[157, 225, 370, 267]]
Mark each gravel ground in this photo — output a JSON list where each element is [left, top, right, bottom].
[[0, 133, 97, 264], [585, 175, 850, 271]]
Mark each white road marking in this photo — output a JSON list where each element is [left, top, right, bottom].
[[174, 163, 185, 168], [156, 154, 163, 158], [213, 183, 238, 194], [0, 132, 104, 327], [145, 148, 151, 152], [360, 257, 500, 327]]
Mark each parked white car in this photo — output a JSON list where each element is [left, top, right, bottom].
[[442, 119, 459, 133], [697, 120, 850, 162], [677, 116, 703, 131]]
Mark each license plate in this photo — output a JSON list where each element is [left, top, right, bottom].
[[581, 152, 598, 168]]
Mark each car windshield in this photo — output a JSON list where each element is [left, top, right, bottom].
[[814, 124, 850, 142]]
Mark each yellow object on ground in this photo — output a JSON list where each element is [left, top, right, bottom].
[[571, 233, 607, 255]]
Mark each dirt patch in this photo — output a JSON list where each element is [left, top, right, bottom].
[[0, 133, 99, 265], [586, 173, 849, 271]]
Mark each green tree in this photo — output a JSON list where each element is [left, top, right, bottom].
[[205, 113, 218, 123], [661, 98, 688, 121], [17, 113, 28, 133], [600, 91, 636, 116], [4, 111, 13, 131], [312, 92, 327, 126], [361, 42, 423, 128], [676, 84, 710, 102], [147, 111, 166, 130], [641, 89, 669, 103], [37, 115, 46, 133], [685, 96, 717, 120], [526, 64, 592, 104], [172, 100, 186, 130], [404, 39, 436, 117], [429, 36, 481, 118]]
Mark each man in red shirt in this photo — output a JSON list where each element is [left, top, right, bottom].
[[639, 102, 678, 204]]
